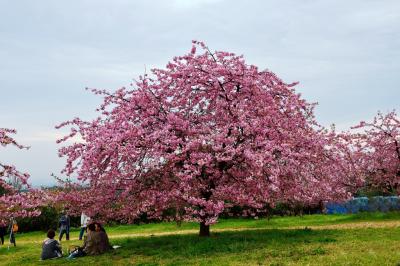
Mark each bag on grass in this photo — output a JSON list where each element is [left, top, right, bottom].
[[68, 245, 81, 254]]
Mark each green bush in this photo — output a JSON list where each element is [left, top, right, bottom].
[[17, 206, 80, 232]]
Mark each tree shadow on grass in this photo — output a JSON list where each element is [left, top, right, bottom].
[[0, 228, 341, 266], [113, 228, 340, 263]]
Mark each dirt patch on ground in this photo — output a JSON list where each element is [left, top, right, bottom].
[[107, 220, 400, 239], [296, 220, 400, 230], [15, 220, 400, 244]]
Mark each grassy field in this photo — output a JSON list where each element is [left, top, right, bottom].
[[1, 212, 400, 265]]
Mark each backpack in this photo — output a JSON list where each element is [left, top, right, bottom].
[[12, 223, 18, 233]]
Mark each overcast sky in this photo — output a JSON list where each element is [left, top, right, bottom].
[[0, 0, 399, 186]]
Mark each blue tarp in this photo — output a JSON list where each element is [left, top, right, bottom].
[[325, 196, 400, 214]]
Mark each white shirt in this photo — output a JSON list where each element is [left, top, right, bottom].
[[80, 213, 90, 227]]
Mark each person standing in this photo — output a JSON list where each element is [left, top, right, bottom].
[[79, 212, 90, 240], [58, 212, 70, 241], [8, 216, 17, 247], [0, 220, 6, 245]]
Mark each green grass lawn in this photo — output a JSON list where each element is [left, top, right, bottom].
[[1, 212, 400, 265]]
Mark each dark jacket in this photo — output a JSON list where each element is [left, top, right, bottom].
[[0, 226, 6, 236], [41, 238, 62, 260], [59, 215, 70, 233]]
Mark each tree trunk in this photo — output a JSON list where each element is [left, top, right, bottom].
[[199, 222, 210, 237]]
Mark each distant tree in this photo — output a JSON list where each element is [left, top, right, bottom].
[[0, 128, 41, 224], [57, 41, 354, 236], [351, 111, 400, 194]]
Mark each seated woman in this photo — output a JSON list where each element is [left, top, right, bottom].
[[94, 222, 111, 254], [83, 223, 101, 256], [41, 229, 63, 260], [67, 223, 95, 259], [68, 222, 111, 259]]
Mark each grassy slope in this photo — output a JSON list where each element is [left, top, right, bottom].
[[1, 212, 400, 265]]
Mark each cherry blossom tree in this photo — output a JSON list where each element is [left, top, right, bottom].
[[351, 111, 400, 194], [57, 41, 354, 236], [0, 128, 41, 225]]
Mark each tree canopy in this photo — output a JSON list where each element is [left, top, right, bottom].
[[57, 42, 355, 235]]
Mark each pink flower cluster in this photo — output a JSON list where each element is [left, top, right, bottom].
[[0, 128, 41, 220]]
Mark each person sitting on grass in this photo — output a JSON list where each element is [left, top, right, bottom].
[[94, 222, 111, 254], [67, 223, 94, 259], [41, 229, 63, 260], [68, 222, 111, 259]]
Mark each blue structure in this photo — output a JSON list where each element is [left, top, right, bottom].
[[325, 196, 400, 214]]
